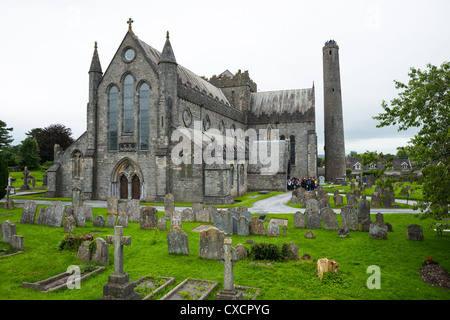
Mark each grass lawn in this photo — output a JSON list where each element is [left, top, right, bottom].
[[1, 203, 449, 300]]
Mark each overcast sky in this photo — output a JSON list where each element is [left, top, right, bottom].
[[1, 0, 449, 155]]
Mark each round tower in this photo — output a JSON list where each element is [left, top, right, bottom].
[[323, 40, 346, 182]]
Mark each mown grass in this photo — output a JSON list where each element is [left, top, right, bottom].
[[1, 204, 449, 300]]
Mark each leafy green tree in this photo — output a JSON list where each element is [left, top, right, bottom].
[[18, 137, 41, 170], [373, 61, 449, 218], [26, 124, 74, 162], [348, 150, 359, 158], [0, 120, 13, 150]]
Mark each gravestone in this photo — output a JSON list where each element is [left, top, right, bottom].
[[171, 211, 182, 228], [93, 215, 106, 227], [319, 176, 325, 185], [117, 202, 128, 217], [371, 192, 381, 207], [375, 212, 384, 224], [350, 182, 355, 190], [304, 209, 321, 229], [117, 214, 128, 228], [106, 215, 117, 228], [213, 211, 233, 235], [237, 216, 249, 236], [128, 199, 141, 222], [64, 206, 73, 219], [101, 226, 140, 300], [20, 167, 30, 191], [357, 198, 371, 222], [1, 220, 16, 243], [340, 205, 359, 231], [320, 207, 339, 230], [199, 227, 226, 260], [167, 226, 189, 255], [306, 198, 320, 213], [290, 195, 299, 205], [181, 208, 195, 222], [407, 224, 424, 241], [107, 197, 118, 214], [47, 201, 65, 227], [234, 243, 248, 260], [369, 221, 387, 239], [249, 216, 265, 235], [196, 209, 210, 223], [304, 230, 316, 239], [361, 218, 372, 232], [164, 193, 175, 220], [73, 206, 86, 227], [157, 216, 167, 231], [192, 203, 204, 221], [77, 241, 91, 262], [353, 189, 361, 199], [91, 238, 109, 265], [216, 238, 243, 300], [285, 242, 299, 260], [72, 189, 82, 207], [83, 205, 93, 222], [10, 235, 24, 251], [140, 206, 158, 230], [267, 222, 280, 237], [293, 211, 305, 228], [346, 192, 357, 207], [37, 207, 49, 225], [383, 190, 395, 208], [64, 216, 76, 233], [206, 205, 218, 222], [240, 211, 251, 222], [334, 194, 343, 206], [20, 201, 38, 225]]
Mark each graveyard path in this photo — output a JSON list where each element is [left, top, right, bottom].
[[4, 191, 419, 215]]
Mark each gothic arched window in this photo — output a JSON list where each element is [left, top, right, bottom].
[[139, 82, 150, 150], [72, 151, 83, 178], [108, 85, 119, 150], [123, 74, 135, 133]]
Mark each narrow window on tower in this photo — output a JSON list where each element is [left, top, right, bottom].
[[123, 74, 135, 134], [139, 82, 150, 150], [290, 135, 296, 166], [108, 85, 119, 150]]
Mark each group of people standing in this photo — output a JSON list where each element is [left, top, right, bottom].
[[287, 177, 319, 191]]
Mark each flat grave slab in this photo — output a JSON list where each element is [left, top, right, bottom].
[[22, 265, 105, 292], [160, 278, 218, 300], [134, 275, 175, 300], [191, 225, 214, 233]]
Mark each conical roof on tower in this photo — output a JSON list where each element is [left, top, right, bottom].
[[89, 41, 102, 73], [159, 31, 177, 65]]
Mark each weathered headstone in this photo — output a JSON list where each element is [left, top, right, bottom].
[[20, 201, 38, 225], [181, 208, 195, 222], [361, 218, 372, 232], [91, 238, 109, 265], [93, 215, 106, 227], [117, 214, 128, 228], [285, 242, 299, 260], [237, 216, 250, 236], [47, 201, 65, 227], [353, 189, 361, 199], [72, 189, 83, 207], [306, 198, 320, 213], [290, 195, 299, 205], [234, 243, 248, 260], [293, 211, 305, 228], [64, 216, 76, 233], [128, 199, 141, 222], [369, 221, 388, 239], [340, 205, 359, 231], [267, 222, 280, 237], [357, 198, 371, 222], [192, 203, 204, 221], [346, 192, 357, 207], [371, 192, 381, 208], [171, 211, 182, 228], [304, 230, 316, 239], [117, 202, 128, 217], [107, 197, 118, 214], [37, 207, 49, 225], [157, 216, 167, 231], [73, 206, 86, 227], [304, 208, 321, 229], [106, 215, 117, 228], [334, 194, 343, 206], [164, 193, 175, 220], [213, 211, 233, 235], [375, 212, 384, 224], [337, 227, 349, 237], [240, 211, 251, 222], [167, 226, 189, 255], [407, 224, 424, 241], [199, 227, 226, 260], [140, 206, 158, 230], [77, 241, 91, 261], [320, 207, 339, 230], [9, 235, 24, 251], [1, 220, 16, 243], [249, 216, 265, 235], [101, 226, 140, 300]]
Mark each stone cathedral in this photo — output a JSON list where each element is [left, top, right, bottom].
[[45, 20, 320, 204]]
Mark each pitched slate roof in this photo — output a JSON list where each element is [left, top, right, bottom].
[[135, 37, 231, 106], [249, 88, 314, 116]]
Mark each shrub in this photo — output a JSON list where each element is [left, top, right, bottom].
[[249, 242, 297, 262], [58, 234, 94, 252]]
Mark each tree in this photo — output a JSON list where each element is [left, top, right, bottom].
[[0, 153, 8, 199], [26, 124, 74, 162], [0, 120, 13, 150], [373, 61, 450, 218], [18, 137, 40, 170], [348, 150, 359, 158]]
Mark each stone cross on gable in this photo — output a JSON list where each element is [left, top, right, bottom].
[[106, 226, 131, 274], [127, 18, 134, 31]]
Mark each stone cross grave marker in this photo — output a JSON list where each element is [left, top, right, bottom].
[[106, 226, 131, 274], [216, 238, 243, 300]]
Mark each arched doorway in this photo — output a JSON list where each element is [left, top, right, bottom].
[[120, 175, 128, 199], [132, 175, 140, 200], [111, 158, 144, 200]]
